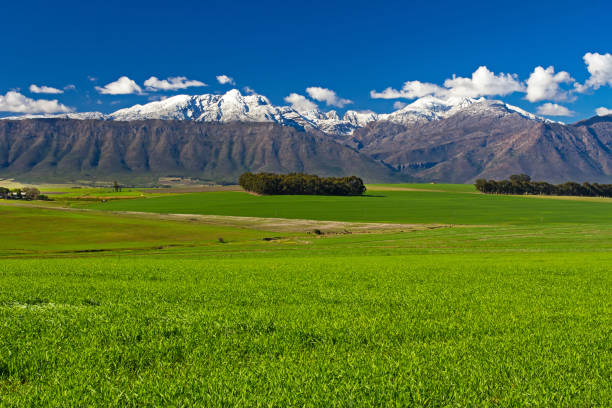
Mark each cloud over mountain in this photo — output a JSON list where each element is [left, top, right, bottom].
[[0, 91, 72, 113], [144, 76, 206, 91], [443, 66, 524, 98], [95, 76, 143, 95], [579, 52, 612, 91], [284, 93, 318, 112], [370, 53, 612, 108], [216, 75, 235, 85], [596, 107, 612, 116], [536, 103, 574, 116], [10, 50, 612, 121], [370, 81, 445, 99], [525, 66, 574, 102], [371, 66, 524, 100], [306, 87, 352, 108]]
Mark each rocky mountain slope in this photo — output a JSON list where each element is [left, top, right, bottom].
[[348, 112, 612, 183], [1, 90, 611, 184], [0, 119, 397, 183]]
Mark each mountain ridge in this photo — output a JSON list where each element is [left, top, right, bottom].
[[1, 89, 554, 136], [0, 119, 399, 184], [1, 90, 611, 184]]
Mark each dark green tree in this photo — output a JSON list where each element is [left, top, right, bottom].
[[239, 172, 367, 196]]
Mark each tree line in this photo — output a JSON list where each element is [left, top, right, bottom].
[[475, 174, 612, 197], [238, 172, 366, 196], [0, 187, 49, 201]]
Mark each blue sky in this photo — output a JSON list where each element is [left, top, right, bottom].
[[1, 0, 611, 121]]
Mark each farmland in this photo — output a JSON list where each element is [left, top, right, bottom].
[[85, 184, 612, 225], [1, 185, 611, 406]]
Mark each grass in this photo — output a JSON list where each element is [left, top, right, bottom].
[[371, 183, 478, 192], [0, 205, 271, 255], [2, 253, 612, 406], [1, 185, 611, 406], [85, 188, 612, 225]]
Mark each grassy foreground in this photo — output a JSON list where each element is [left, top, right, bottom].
[[1, 185, 611, 406]]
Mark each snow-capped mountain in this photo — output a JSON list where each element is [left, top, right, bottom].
[[109, 90, 301, 125], [378, 96, 550, 124], [1, 89, 551, 135]]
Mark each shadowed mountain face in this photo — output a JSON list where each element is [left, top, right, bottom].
[[348, 113, 612, 183], [0, 114, 611, 184], [0, 119, 397, 184]]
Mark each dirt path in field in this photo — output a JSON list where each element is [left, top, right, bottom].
[[133, 212, 450, 234], [0, 200, 450, 234]]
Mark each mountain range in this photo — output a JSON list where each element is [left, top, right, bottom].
[[3, 89, 550, 136], [1, 89, 611, 184]]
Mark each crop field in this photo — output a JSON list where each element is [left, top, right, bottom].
[[1, 185, 611, 406], [85, 185, 612, 225]]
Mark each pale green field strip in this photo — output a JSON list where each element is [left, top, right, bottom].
[[1, 202, 610, 258]]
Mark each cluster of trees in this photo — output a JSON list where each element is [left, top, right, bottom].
[[239, 172, 366, 196], [475, 174, 612, 197], [0, 187, 48, 201], [112, 181, 122, 192]]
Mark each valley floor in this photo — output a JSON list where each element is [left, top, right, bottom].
[[0, 185, 611, 406]]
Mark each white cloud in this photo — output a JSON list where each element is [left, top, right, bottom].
[[216, 75, 235, 85], [525, 66, 574, 102], [370, 81, 446, 99], [284, 93, 318, 112], [88, 76, 97, 82], [0, 91, 73, 113], [144, 76, 206, 91], [536, 103, 575, 116], [393, 101, 407, 110], [371, 66, 524, 100], [596, 107, 612, 116], [306, 87, 352, 108], [95, 76, 143, 95], [443, 66, 524, 98], [29, 84, 64, 94], [64, 84, 76, 91], [578, 52, 612, 91], [369, 87, 404, 99]]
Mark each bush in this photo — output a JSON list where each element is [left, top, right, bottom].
[[475, 175, 612, 197], [239, 172, 366, 196]]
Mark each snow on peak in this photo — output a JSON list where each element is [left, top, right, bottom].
[[1, 89, 549, 133], [109, 90, 298, 125]]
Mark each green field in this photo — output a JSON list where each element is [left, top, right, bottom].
[[1, 185, 611, 406], [86, 186, 612, 225]]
